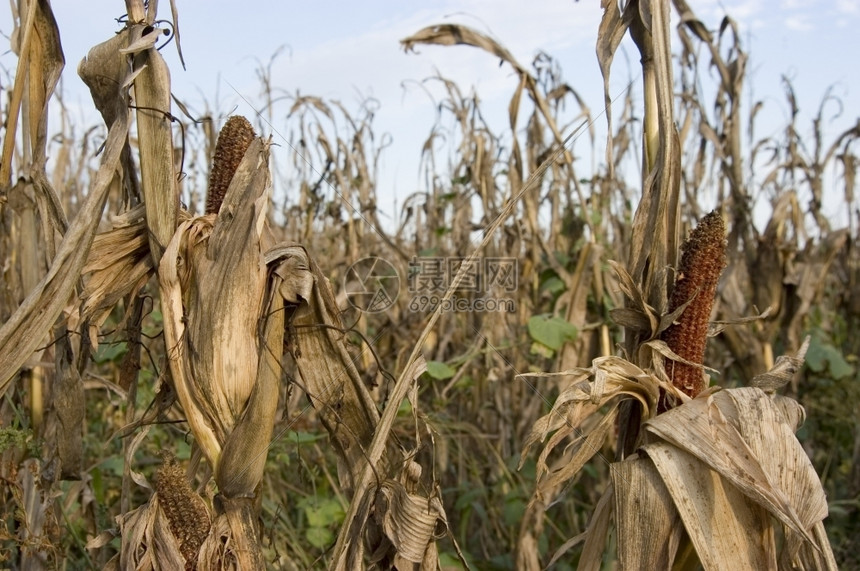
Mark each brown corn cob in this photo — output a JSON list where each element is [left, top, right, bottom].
[[204, 115, 256, 215], [661, 210, 727, 399], [155, 452, 211, 569]]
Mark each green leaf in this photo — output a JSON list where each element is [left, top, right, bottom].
[[831, 359, 855, 381], [0, 427, 31, 454], [529, 341, 555, 358], [503, 495, 525, 527], [806, 336, 855, 380], [300, 497, 344, 528], [527, 315, 577, 350], [397, 397, 413, 416], [438, 552, 467, 570], [454, 487, 483, 512], [91, 467, 105, 505], [287, 430, 325, 444], [454, 374, 473, 390], [425, 360, 456, 380], [93, 341, 127, 364], [101, 455, 124, 477], [553, 251, 571, 266], [305, 526, 333, 549], [540, 275, 566, 296]]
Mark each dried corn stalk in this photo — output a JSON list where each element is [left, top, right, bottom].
[[88, 130, 286, 569], [125, 1, 177, 262], [520, 342, 836, 570], [79, 106, 447, 567], [155, 136, 283, 568], [69, 38, 448, 563], [0, 11, 126, 398], [518, 0, 837, 569]]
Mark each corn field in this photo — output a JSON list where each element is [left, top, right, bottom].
[[1, 0, 858, 569]]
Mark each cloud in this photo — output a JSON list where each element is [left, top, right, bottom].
[[783, 15, 814, 31], [835, 0, 859, 14], [269, 0, 602, 107], [252, 0, 608, 218], [692, 0, 764, 24]]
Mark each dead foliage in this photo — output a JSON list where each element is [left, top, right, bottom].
[[0, 0, 857, 569]]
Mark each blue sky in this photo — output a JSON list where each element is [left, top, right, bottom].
[[3, 1, 858, 226]]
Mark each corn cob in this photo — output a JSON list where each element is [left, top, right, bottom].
[[155, 452, 211, 569], [662, 210, 727, 399], [204, 115, 256, 215]]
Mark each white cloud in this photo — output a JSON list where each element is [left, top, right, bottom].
[[783, 15, 814, 30], [835, 0, 859, 14], [723, 1, 765, 21], [681, 0, 766, 36], [270, 0, 603, 106], [250, 0, 608, 219]]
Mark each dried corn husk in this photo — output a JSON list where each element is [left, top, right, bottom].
[[157, 137, 280, 568], [523, 342, 836, 570]]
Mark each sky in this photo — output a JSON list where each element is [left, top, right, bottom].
[[2, 0, 859, 228]]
